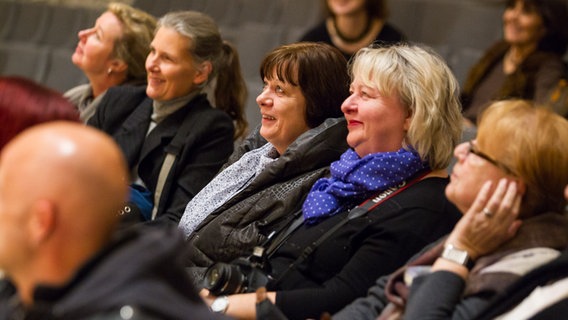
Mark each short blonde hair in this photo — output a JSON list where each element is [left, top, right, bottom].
[[349, 43, 462, 170], [477, 99, 568, 217], [108, 2, 156, 82]]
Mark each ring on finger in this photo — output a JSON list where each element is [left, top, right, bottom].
[[483, 207, 493, 218]]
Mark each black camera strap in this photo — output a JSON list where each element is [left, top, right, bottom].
[[264, 209, 305, 256], [267, 169, 431, 286]]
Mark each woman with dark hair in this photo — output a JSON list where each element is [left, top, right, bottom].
[[300, 0, 405, 60], [200, 43, 463, 320], [461, 0, 568, 124], [89, 11, 248, 223], [181, 42, 350, 273], [0, 76, 80, 150]]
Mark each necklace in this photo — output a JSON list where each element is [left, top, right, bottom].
[[332, 17, 372, 44], [505, 50, 523, 66]]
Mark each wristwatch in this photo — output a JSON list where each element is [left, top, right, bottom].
[[210, 295, 229, 314], [441, 243, 475, 270]]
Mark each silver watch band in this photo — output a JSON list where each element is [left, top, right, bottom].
[[441, 243, 474, 270], [210, 295, 229, 314]]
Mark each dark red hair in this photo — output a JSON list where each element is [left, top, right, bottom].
[[0, 76, 80, 151]]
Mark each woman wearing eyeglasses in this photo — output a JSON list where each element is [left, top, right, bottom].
[[373, 99, 568, 320]]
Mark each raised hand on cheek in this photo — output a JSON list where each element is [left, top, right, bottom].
[[446, 178, 523, 260]]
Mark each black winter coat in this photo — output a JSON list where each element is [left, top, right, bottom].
[[88, 85, 235, 223], [185, 117, 349, 273], [0, 225, 227, 320]]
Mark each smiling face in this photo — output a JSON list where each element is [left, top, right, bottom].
[[327, 0, 367, 16], [256, 71, 310, 155], [341, 78, 410, 158], [503, 0, 545, 48], [71, 11, 124, 77], [145, 27, 207, 102]]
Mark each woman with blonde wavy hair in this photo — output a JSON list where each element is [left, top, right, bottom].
[[200, 43, 463, 320], [65, 2, 157, 122]]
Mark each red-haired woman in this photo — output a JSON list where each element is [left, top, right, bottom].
[[0, 76, 79, 151]]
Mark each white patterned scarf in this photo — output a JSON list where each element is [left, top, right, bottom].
[[179, 143, 278, 237]]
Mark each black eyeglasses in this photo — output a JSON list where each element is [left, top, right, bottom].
[[468, 141, 516, 176]]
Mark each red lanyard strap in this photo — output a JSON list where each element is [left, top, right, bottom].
[[269, 169, 431, 286], [348, 170, 432, 220]]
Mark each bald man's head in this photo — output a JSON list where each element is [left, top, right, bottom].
[[0, 122, 128, 280]]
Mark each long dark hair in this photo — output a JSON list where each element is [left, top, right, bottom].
[[505, 0, 568, 55]]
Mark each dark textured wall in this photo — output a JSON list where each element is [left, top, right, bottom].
[[1, 0, 507, 129]]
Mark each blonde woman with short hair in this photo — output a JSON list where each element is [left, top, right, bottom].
[[65, 2, 156, 122]]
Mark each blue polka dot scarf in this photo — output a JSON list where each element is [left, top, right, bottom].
[[302, 147, 428, 224]]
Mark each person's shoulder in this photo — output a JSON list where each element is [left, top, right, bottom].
[[0, 280, 18, 319], [478, 41, 509, 61], [393, 177, 454, 210], [407, 176, 449, 193], [313, 117, 347, 133], [527, 50, 566, 67], [379, 22, 406, 42], [189, 94, 234, 124], [299, 21, 329, 42], [231, 124, 268, 156], [0, 279, 15, 302], [172, 95, 234, 140], [64, 83, 91, 99], [105, 84, 148, 99], [97, 84, 149, 112], [365, 177, 450, 216], [294, 117, 347, 146], [93, 85, 149, 124]]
